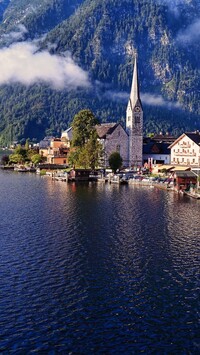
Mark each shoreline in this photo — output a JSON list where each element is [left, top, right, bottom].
[[1, 166, 199, 199]]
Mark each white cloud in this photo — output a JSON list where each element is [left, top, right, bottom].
[[104, 90, 128, 102], [141, 93, 181, 108], [102, 89, 181, 109], [2, 24, 28, 41], [0, 42, 90, 89], [103, 90, 181, 109], [176, 19, 200, 44]]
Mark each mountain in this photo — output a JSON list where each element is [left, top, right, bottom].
[[0, 0, 199, 145]]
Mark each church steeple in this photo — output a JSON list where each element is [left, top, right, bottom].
[[126, 54, 143, 167], [130, 55, 142, 109]]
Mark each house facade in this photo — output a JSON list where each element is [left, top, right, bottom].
[[61, 127, 72, 146], [96, 123, 129, 167], [40, 138, 69, 165], [143, 141, 171, 165], [169, 132, 200, 168]]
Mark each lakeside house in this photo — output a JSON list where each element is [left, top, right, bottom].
[[143, 141, 171, 165], [169, 131, 200, 168], [173, 171, 197, 192], [39, 137, 69, 165]]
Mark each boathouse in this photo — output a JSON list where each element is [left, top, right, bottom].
[[68, 169, 92, 182], [174, 171, 197, 191]]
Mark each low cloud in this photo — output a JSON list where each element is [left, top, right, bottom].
[[104, 90, 128, 102], [176, 19, 200, 44], [0, 42, 90, 89], [141, 93, 181, 109], [2, 24, 28, 42], [102, 89, 181, 109]]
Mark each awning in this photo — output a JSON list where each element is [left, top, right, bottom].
[[171, 166, 191, 171], [158, 165, 174, 171]]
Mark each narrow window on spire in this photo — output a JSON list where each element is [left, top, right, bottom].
[[135, 115, 140, 124]]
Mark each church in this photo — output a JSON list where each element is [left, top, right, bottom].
[[93, 56, 143, 168], [61, 56, 143, 168]]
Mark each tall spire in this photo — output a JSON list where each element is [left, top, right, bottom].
[[130, 54, 141, 108], [126, 52, 143, 168]]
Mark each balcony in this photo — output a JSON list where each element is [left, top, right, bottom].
[[174, 151, 196, 156], [179, 143, 191, 148]]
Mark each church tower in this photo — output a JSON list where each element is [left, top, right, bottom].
[[126, 55, 143, 167]]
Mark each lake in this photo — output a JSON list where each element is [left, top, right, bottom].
[[0, 170, 199, 354]]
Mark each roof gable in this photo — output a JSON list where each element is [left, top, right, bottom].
[[96, 123, 127, 139], [169, 132, 200, 148], [143, 142, 170, 155]]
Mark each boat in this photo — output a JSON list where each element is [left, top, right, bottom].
[[27, 166, 36, 172], [0, 165, 14, 170], [109, 174, 128, 184], [14, 165, 29, 172], [184, 191, 200, 199]]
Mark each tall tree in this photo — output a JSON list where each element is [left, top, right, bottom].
[[71, 109, 99, 147], [70, 109, 102, 169]]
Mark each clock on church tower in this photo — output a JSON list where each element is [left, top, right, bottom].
[[134, 106, 141, 112]]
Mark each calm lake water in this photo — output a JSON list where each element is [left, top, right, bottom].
[[0, 170, 199, 354]]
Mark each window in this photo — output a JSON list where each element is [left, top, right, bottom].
[[116, 145, 120, 153], [135, 116, 140, 124]]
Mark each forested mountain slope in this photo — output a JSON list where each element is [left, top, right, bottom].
[[0, 0, 199, 145]]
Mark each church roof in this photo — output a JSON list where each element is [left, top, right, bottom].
[[95, 123, 119, 138]]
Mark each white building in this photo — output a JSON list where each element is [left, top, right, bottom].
[[169, 132, 200, 167]]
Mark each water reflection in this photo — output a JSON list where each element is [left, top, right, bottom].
[[0, 172, 199, 353]]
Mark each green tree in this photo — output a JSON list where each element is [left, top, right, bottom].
[[71, 109, 99, 147], [84, 130, 103, 170], [31, 154, 43, 165], [109, 151, 123, 173], [9, 144, 28, 164], [25, 139, 30, 151], [68, 150, 79, 168], [70, 109, 102, 169], [9, 153, 25, 164]]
